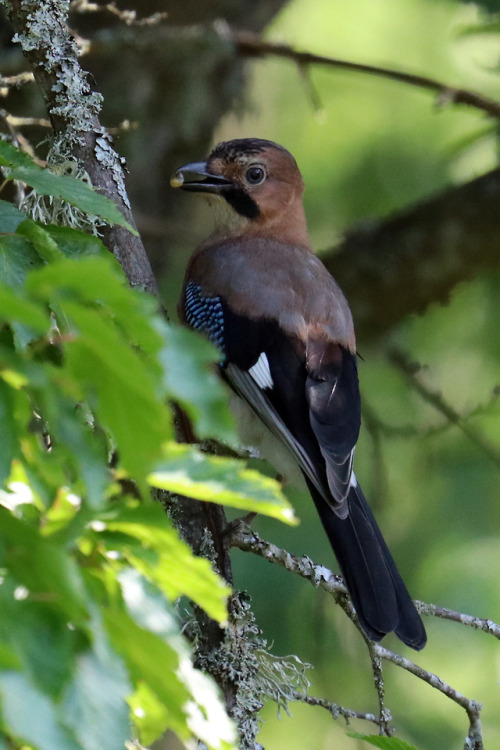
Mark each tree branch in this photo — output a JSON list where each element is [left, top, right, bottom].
[[229, 521, 494, 747], [231, 30, 500, 119], [373, 644, 484, 750], [326, 166, 500, 342], [4, 0, 157, 293]]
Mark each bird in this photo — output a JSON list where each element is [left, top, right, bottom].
[[171, 137, 426, 650]]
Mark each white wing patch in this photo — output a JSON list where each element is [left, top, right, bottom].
[[248, 352, 274, 390], [350, 471, 358, 489]]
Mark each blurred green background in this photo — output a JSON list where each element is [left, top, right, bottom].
[[201, 1, 500, 748], [5, 0, 500, 746]]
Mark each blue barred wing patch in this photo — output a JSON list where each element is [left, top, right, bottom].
[[184, 282, 225, 352]]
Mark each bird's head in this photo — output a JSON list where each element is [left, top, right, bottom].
[[171, 138, 310, 246]]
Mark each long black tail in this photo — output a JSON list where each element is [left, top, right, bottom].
[[309, 480, 426, 650]]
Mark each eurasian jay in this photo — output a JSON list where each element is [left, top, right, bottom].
[[171, 138, 426, 650]]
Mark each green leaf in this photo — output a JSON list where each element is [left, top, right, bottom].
[[0, 141, 135, 232], [0, 140, 36, 168], [61, 301, 171, 480], [159, 323, 237, 445], [0, 592, 76, 698], [0, 379, 16, 484], [17, 219, 64, 263], [24, 257, 171, 482], [0, 233, 42, 287], [99, 504, 230, 622], [0, 284, 50, 332], [104, 607, 191, 739], [119, 569, 234, 748], [38, 389, 109, 510], [0, 507, 88, 624], [0, 671, 81, 750], [45, 225, 109, 259], [149, 442, 297, 525], [347, 733, 420, 750], [63, 614, 132, 750], [0, 199, 26, 232]]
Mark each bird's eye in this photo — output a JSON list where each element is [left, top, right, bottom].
[[245, 165, 266, 185]]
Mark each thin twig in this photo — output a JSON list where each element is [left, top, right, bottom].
[[69, 0, 167, 26], [0, 71, 35, 92], [374, 644, 483, 749], [389, 347, 500, 467], [287, 690, 385, 728], [366, 641, 392, 737], [229, 521, 494, 747], [229, 29, 500, 119], [416, 601, 500, 639]]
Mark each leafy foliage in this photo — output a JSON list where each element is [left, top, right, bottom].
[[0, 144, 296, 749], [0, 141, 134, 232]]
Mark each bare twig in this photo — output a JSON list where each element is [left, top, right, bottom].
[[229, 521, 495, 747], [416, 601, 500, 640], [0, 71, 34, 93], [374, 644, 483, 750], [69, 0, 167, 26], [366, 641, 392, 737], [230, 29, 500, 120], [389, 348, 500, 467], [287, 690, 385, 728]]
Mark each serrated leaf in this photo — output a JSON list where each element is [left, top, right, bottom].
[[99, 504, 230, 622], [149, 442, 297, 525], [0, 141, 135, 232], [104, 607, 191, 738], [45, 225, 109, 258], [0, 507, 88, 624], [0, 199, 26, 232], [0, 233, 42, 287], [0, 140, 36, 168], [347, 733, 419, 750], [0, 671, 81, 750], [60, 302, 171, 480], [63, 615, 132, 750], [159, 323, 237, 445], [17, 219, 64, 263]]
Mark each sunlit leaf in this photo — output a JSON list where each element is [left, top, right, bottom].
[[0, 379, 16, 484], [97, 504, 230, 623], [159, 323, 237, 445], [0, 507, 88, 624], [17, 219, 64, 263], [149, 442, 297, 525], [63, 614, 132, 750], [104, 608, 190, 738]]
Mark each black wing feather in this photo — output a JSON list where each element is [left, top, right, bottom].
[[181, 286, 426, 649]]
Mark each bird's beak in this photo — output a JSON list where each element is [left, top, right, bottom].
[[170, 161, 232, 193]]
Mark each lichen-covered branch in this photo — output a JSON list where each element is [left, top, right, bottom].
[[229, 521, 495, 747], [3, 0, 157, 293], [373, 644, 484, 750]]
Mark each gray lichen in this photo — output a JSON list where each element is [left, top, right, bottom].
[[189, 592, 312, 750], [7, 0, 130, 217]]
